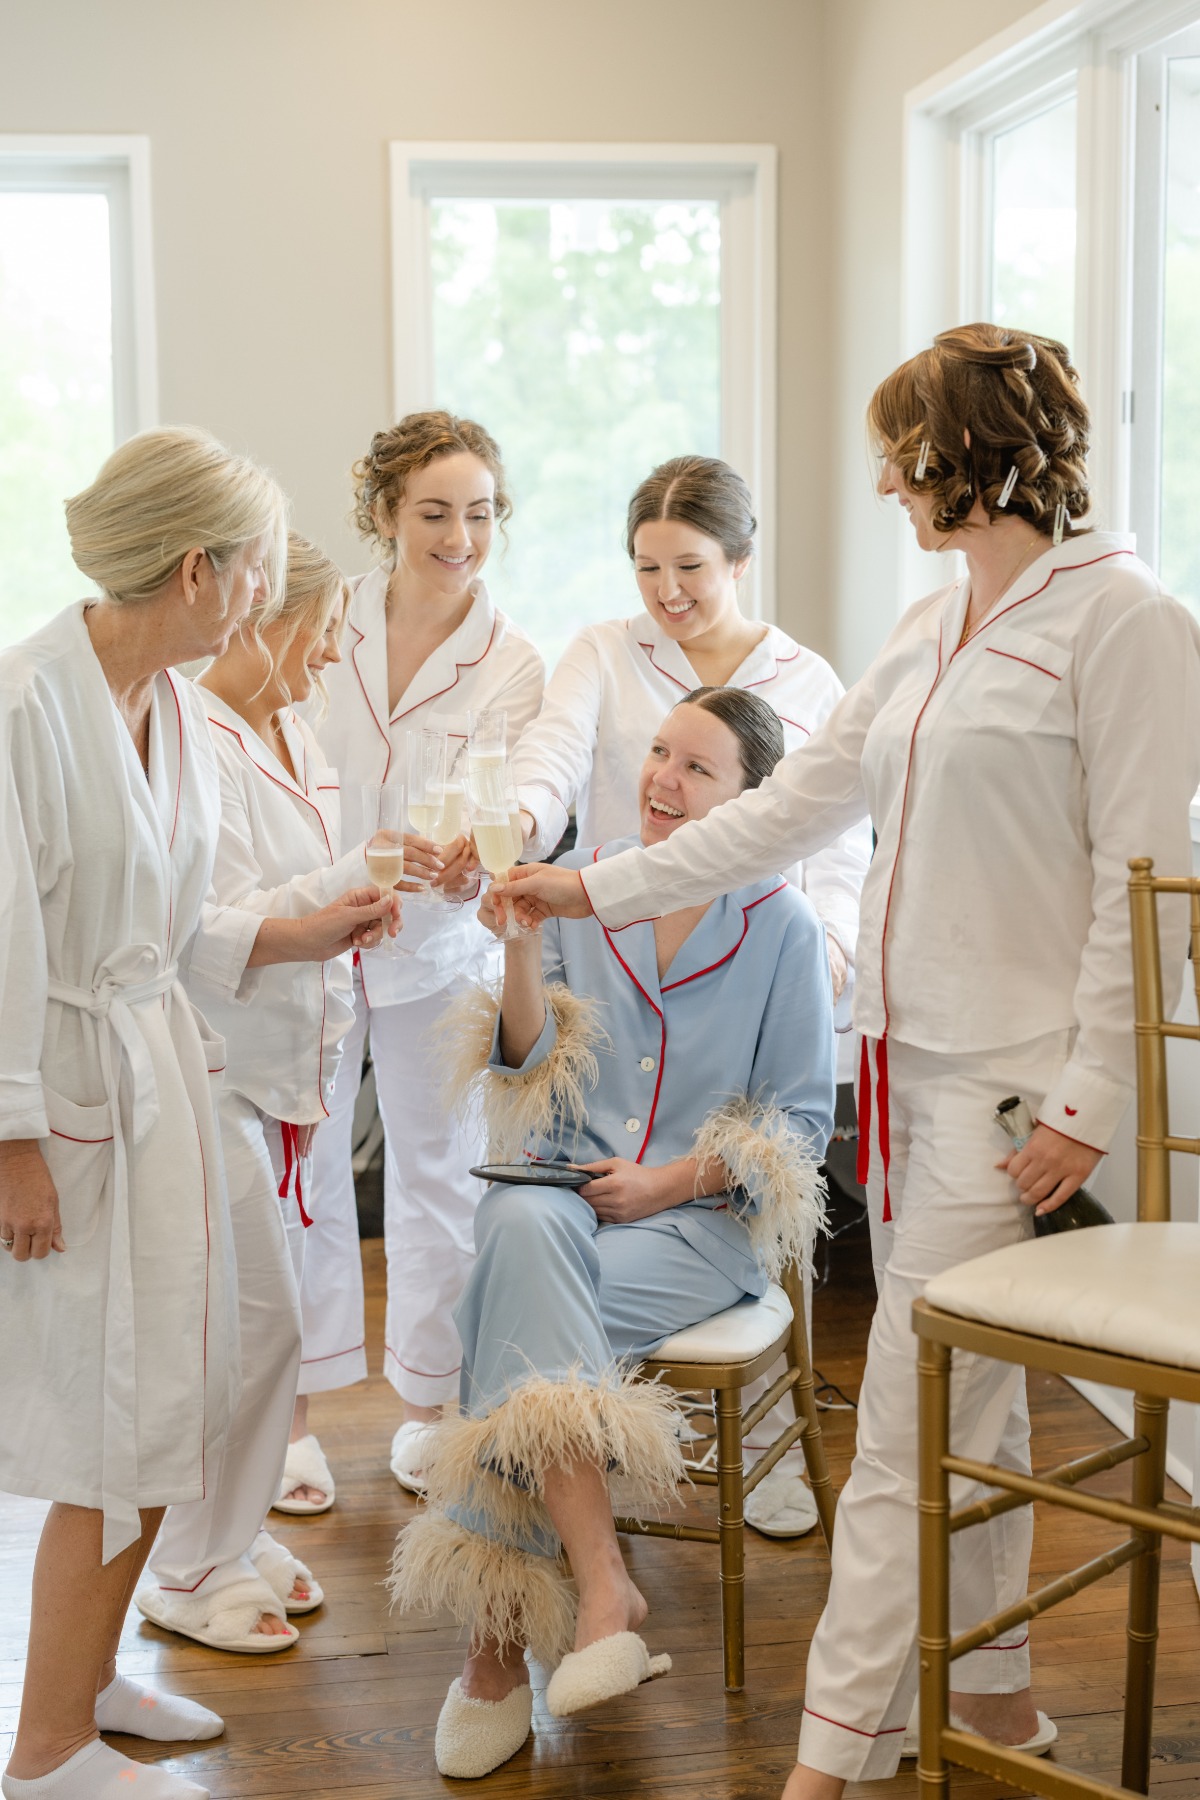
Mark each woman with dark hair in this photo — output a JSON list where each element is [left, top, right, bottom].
[[495, 324, 1200, 1797], [392, 686, 835, 1780]]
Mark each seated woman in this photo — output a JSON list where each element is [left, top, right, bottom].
[[391, 685, 836, 1780]]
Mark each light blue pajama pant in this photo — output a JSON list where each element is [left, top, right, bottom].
[[449, 1180, 749, 1554]]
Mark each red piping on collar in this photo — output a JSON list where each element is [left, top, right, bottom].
[[349, 620, 393, 778], [660, 882, 787, 992], [162, 670, 185, 851], [951, 549, 1135, 661], [390, 613, 499, 723], [208, 718, 334, 861]]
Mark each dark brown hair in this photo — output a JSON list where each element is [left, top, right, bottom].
[[625, 455, 756, 564], [868, 323, 1090, 537], [351, 410, 512, 560], [674, 686, 784, 789]]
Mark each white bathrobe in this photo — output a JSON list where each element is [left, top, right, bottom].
[[0, 605, 241, 1563]]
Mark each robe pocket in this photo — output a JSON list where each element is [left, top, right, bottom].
[[963, 627, 1073, 730], [186, 1000, 227, 1087], [42, 1086, 114, 1249]]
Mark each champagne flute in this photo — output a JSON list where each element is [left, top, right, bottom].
[[362, 782, 408, 956], [467, 706, 508, 798], [405, 730, 455, 904], [465, 766, 529, 942]]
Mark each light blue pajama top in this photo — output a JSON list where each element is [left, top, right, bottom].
[[489, 837, 837, 1297]]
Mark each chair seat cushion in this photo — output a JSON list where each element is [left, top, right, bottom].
[[651, 1283, 793, 1363], [924, 1222, 1200, 1371]]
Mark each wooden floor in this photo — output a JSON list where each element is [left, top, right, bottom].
[[3, 1217, 1200, 1799]]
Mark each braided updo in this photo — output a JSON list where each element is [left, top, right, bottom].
[[351, 410, 512, 561], [868, 323, 1090, 537]]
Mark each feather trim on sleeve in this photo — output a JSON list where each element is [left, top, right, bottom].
[[693, 1095, 828, 1282], [436, 980, 608, 1162]]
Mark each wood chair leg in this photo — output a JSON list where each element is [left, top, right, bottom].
[[783, 1264, 836, 1549], [715, 1385, 746, 1691], [1122, 1391, 1168, 1793], [917, 1335, 952, 1800]]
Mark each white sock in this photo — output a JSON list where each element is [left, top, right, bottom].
[[95, 1674, 223, 1741], [2, 1738, 209, 1797]]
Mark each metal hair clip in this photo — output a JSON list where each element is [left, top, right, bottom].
[[1052, 501, 1068, 546], [914, 439, 931, 482], [997, 465, 1019, 509]]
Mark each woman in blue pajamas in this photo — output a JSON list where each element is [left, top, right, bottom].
[[392, 685, 836, 1779]]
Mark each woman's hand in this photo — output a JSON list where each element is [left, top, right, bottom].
[[398, 832, 444, 893], [0, 1140, 65, 1260], [302, 886, 401, 958], [826, 931, 849, 1002], [435, 832, 480, 898], [491, 864, 593, 927], [578, 1158, 675, 1225], [999, 1123, 1102, 1215], [296, 1123, 318, 1158]]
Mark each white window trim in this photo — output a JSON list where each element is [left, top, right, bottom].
[[898, 0, 1200, 610], [389, 141, 778, 621], [0, 135, 158, 439]]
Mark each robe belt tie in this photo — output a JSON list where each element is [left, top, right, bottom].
[[47, 946, 180, 1564], [856, 1034, 893, 1223], [278, 1122, 314, 1227]]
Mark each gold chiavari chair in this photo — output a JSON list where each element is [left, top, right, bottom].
[[911, 857, 1200, 1797], [614, 1258, 836, 1690]]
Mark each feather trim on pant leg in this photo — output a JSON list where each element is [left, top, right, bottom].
[[435, 981, 609, 1163], [694, 1095, 828, 1282], [389, 1509, 578, 1666], [422, 1366, 688, 1543]]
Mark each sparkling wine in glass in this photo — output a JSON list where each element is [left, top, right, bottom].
[[465, 765, 528, 942], [363, 782, 407, 956]]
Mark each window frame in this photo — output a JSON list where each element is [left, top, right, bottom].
[[899, 0, 1200, 611], [0, 134, 158, 441], [389, 141, 778, 622]]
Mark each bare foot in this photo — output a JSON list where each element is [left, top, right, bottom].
[[460, 1634, 530, 1703], [278, 1481, 327, 1507], [289, 1576, 310, 1605], [250, 1611, 293, 1637], [781, 1766, 845, 1800], [400, 1401, 442, 1425], [573, 1546, 648, 1653], [950, 1687, 1039, 1745]]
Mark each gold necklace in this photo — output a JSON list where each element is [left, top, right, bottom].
[[958, 535, 1045, 647]]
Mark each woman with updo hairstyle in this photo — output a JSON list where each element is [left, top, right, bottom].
[[393, 686, 835, 1778], [495, 323, 1200, 1798], [0, 436, 395, 1800], [283, 410, 543, 1509]]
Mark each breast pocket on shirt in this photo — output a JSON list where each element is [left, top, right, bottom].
[[960, 627, 1073, 733], [42, 1087, 115, 1249], [314, 768, 342, 850]]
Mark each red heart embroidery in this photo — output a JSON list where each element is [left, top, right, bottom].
[[1064, 1106, 1078, 1116]]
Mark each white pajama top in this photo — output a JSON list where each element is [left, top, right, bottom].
[[579, 535, 1200, 1153]]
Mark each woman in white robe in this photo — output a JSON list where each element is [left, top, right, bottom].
[[495, 326, 1200, 1799], [0, 434, 397, 1800], [286, 410, 543, 1507]]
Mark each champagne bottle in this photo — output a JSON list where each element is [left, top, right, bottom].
[[994, 1096, 1114, 1236]]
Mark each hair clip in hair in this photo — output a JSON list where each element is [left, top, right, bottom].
[[1052, 501, 1068, 546], [914, 439, 931, 482], [997, 465, 1019, 509]]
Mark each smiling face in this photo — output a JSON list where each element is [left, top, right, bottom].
[[387, 451, 496, 595], [876, 456, 951, 553], [632, 518, 748, 644], [637, 702, 747, 845], [265, 587, 346, 708]]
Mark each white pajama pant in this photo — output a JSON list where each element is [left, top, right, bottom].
[[798, 1029, 1071, 1782], [299, 970, 485, 1409], [149, 1091, 306, 1600]]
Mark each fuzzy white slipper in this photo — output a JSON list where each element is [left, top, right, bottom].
[[744, 1471, 819, 1539], [272, 1433, 335, 1514], [251, 1535, 324, 1614], [390, 1419, 436, 1495], [900, 1703, 1058, 1759], [545, 1631, 671, 1718], [135, 1576, 299, 1654], [435, 1677, 534, 1778]]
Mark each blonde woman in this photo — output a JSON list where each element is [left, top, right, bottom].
[[286, 411, 543, 1505], [0, 436, 394, 1800], [134, 534, 386, 1654]]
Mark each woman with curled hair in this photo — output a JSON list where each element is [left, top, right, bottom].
[[0, 438, 395, 1800], [494, 324, 1200, 1796], [393, 685, 834, 1779]]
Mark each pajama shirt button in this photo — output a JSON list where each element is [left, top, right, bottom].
[[625, 1118, 641, 1133], [640, 1057, 656, 1071]]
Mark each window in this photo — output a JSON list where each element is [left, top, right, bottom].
[[0, 140, 156, 649], [902, 0, 1200, 614], [1130, 23, 1200, 615], [391, 146, 776, 667]]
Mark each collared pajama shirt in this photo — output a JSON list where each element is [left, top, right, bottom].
[[578, 534, 1200, 1154], [492, 838, 836, 1294]]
